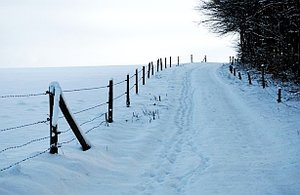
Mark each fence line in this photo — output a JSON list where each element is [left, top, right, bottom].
[[228, 62, 300, 111], [0, 54, 194, 172]]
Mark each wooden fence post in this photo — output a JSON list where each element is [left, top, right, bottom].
[[191, 54, 193, 63], [108, 80, 113, 123], [142, 66, 145, 85], [165, 57, 167, 69], [157, 59, 159, 72], [277, 88, 282, 103], [48, 89, 58, 154], [177, 56, 179, 66], [247, 71, 252, 85], [152, 62, 154, 75], [148, 63, 151, 79], [126, 74, 130, 107], [238, 71, 242, 80], [135, 69, 139, 94], [233, 67, 236, 76], [160, 58, 163, 71], [170, 56, 172, 68], [262, 64, 266, 88]]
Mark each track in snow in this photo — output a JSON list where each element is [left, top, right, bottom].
[[133, 63, 300, 195]]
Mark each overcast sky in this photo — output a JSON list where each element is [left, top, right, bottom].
[[0, 0, 236, 68]]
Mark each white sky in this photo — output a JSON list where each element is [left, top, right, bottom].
[[0, 0, 236, 68]]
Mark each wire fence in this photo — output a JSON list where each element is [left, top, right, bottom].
[[0, 55, 183, 172], [227, 63, 300, 111]]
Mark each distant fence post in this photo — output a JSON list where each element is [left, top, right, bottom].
[[238, 71, 242, 80], [247, 71, 252, 85], [135, 69, 139, 94], [262, 64, 266, 88], [191, 54, 193, 63], [152, 62, 154, 75], [142, 66, 145, 85], [147, 63, 151, 79], [165, 57, 167, 69], [157, 59, 159, 72], [48, 89, 58, 154], [170, 56, 172, 68], [277, 88, 282, 103], [108, 79, 113, 123], [160, 58, 163, 71], [177, 56, 179, 66], [126, 74, 130, 107]]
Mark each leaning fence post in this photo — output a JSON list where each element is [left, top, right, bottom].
[[126, 74, 130, 107], [108, 80, 113, 123], [247, 71, 252, 85], [142, 66, 145, 85], [48, 89, 58, 154], [135, 69, 139, 94], [277, 88, 282, 103], [262, 64, 266, 88]]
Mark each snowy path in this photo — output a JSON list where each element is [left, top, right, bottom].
[[131, 63, 300, 194]]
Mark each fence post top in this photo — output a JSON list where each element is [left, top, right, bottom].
[[49, 81, 62, 95]]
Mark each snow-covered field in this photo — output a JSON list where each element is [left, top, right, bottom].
[[0, 63, 300, 194]]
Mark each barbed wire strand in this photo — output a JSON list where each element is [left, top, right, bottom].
[[60, 121, 107, 146], [0, 148, 50, 172], [0, 119, 49, 133], [113, 93, 126, 101], [113, 80, 126, 86], [0, 136, 49, 154], [0, 92, 47, 99], [73, 102, 107, 115], [62, 85, 107, 93]]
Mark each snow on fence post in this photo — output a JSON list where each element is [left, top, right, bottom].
[[142, 66, 146, 85], [277, 88, 282, 103], [126, 74, 130, 107], [247, 71, 252, 85], [108, 80, 113, 123], [135, 69, 139, 94], [170, 56, 172, 68], [262, 64, 266, 88]]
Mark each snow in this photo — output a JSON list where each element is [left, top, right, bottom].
[[0, 63, 300, 194]]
